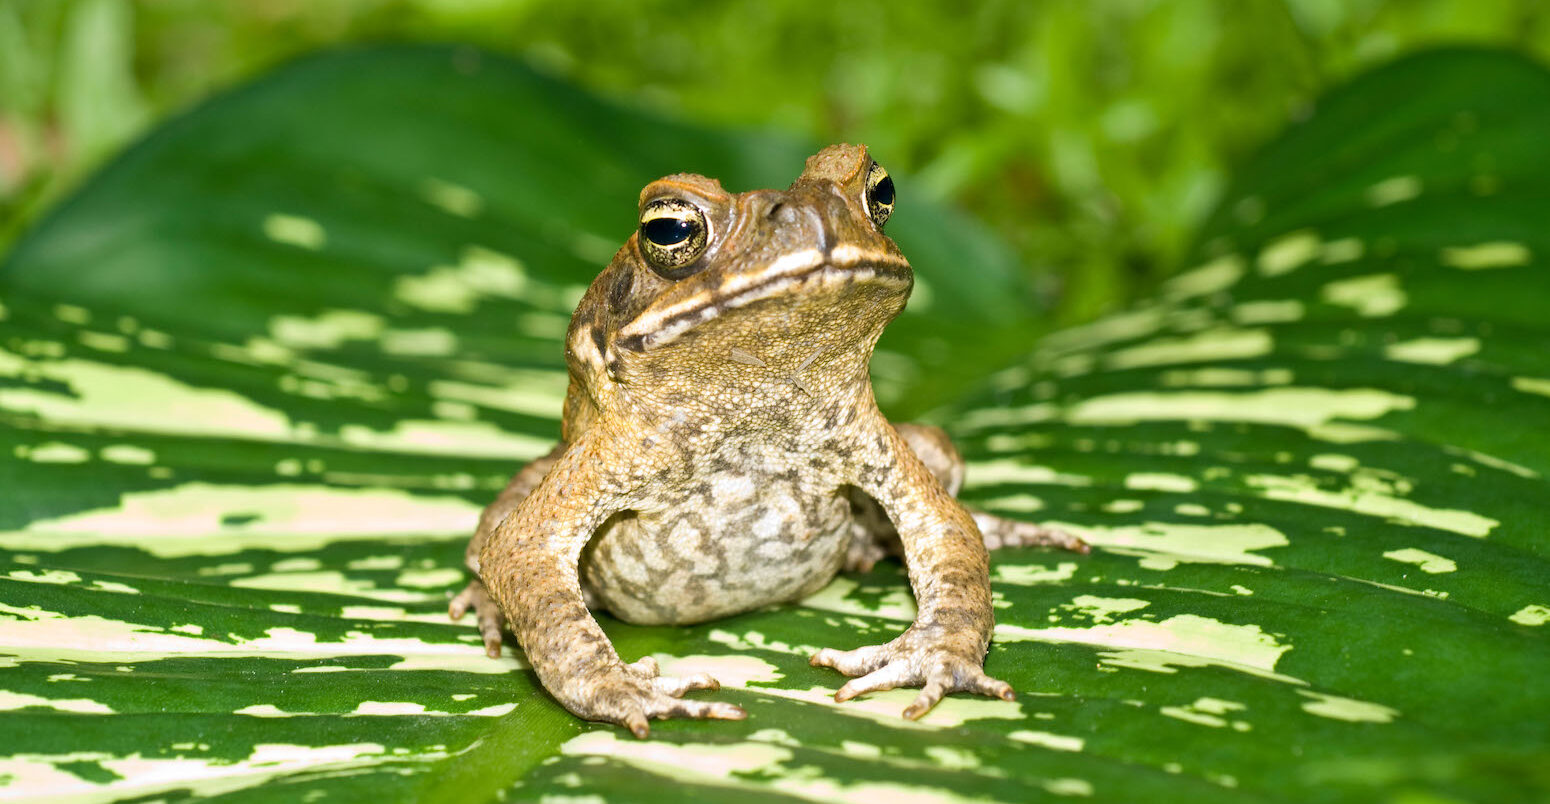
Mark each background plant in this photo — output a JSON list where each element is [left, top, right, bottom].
[[4, 0, 1549, 322]]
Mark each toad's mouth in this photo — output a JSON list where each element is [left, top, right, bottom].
[[616, 244, 911, 352]]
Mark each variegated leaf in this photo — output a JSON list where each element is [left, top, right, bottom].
[[1, 46, 1546, 803]]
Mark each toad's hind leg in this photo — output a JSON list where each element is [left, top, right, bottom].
[[450, 444, 567, 657], [845, 423, 1087, 572]]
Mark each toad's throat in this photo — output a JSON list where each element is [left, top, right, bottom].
[[618, 244, 911, 352]]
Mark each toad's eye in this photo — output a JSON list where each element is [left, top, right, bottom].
[[639, 198, 710, 278], [865, 162, 894, 230]]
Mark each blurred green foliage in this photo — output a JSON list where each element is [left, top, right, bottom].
[[2, 0, 1548, 323]]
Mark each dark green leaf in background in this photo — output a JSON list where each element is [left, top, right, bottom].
[[1, 46, 1547, 803]]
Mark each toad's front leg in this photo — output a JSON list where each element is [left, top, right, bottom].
[[477, 440, 746, 737], [812, 419, 1012, 719]]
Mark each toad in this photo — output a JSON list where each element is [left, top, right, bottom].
[[451, 144, 1086, 737]]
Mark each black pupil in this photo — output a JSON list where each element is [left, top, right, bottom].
[[644, 217, 693, 246], [871, 175, 895, 208]]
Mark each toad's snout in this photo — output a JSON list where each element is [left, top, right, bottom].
[[747, 187, 860, 258]]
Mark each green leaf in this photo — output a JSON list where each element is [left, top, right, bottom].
[[2, 45, 1547, 803]]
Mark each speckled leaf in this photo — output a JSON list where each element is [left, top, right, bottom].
[[2, 46, 1548, 804]]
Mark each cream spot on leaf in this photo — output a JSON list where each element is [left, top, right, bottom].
[[1124, 473, 1198, 493], [1439, 241, 1531, 270], [0, 352, 293, 440], [1320, 237, 1364, 264], [0, 690, 114, 714], [1160, 697, 1248, 728], [1512, 377, 1550, 399], [994, 562, 1079, 586], [1382, 548, 1457, 574], [1106, 328, 1272, 371], [420, 178, 484, 217], [1066, 387, 1413, 433], [1248, 473, 1496, 538], [1061, 595, 1150, 624], [1366, 175, 1421, 206], [652, 654, 783, 686], [1230, 299, 1304, 325], [1257, 230, 1320, 276], [1008, 730, 1085, 752], [1065, 520, 1289, 571], [1509, 605, 1550, 626], [268, 309, 383, 350], [1298, 690, 1398, 723], [999, 614, 1296, 682], [1384, 337, 1479, 365], [101, 444, 156, 465], [1163, 255, 1244, 300], [1321, 273, 1406, 317], [263, 213, 326, 249], [0, 482, 480, 556]]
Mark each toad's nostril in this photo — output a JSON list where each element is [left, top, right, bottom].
[[762, 197, 830, 253]]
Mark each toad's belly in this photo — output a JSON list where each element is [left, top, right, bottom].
[[580, 488, 853, 625]]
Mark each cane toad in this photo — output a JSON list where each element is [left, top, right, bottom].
[[451, 144, 1086, 737]]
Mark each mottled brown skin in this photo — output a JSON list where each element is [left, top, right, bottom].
[[450, 144, 1087, 737]]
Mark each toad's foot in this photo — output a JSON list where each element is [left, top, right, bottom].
[[973, 512, 1090, 554], [568, 656, 747, 738], [810, 632, 1014, 720], [449, 579, 506, 658]]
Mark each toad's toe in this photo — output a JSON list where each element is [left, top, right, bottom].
[[449, 580, 506, 658]]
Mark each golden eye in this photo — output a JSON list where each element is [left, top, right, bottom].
[[865, 162, 895, 230], [639, 197, 710, 278]]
